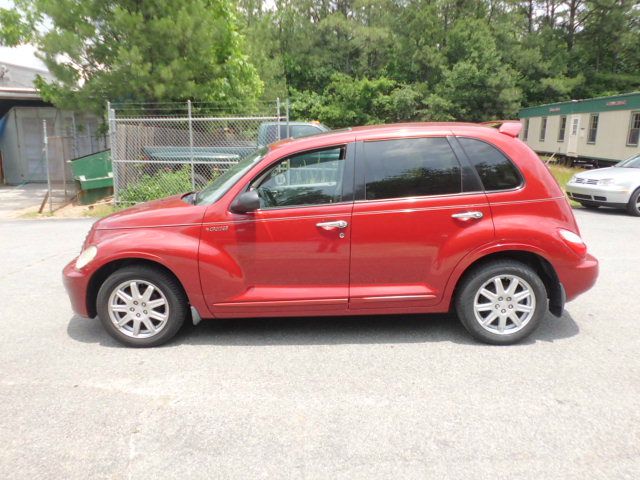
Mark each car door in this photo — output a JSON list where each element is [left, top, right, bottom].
[[200, 144, 355, 317], [349, 136, 494, 310]]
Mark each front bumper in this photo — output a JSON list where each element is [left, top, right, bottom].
[[62, 259, 92, 317], [566, 182, 631, 207]]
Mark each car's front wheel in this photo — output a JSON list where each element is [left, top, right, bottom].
[[455, 260, 548, 345], [626, 188, 640, 217], [96, 265, 187, 347]]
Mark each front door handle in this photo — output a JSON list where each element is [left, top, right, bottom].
[[451, 211, 484, 221], [316, 220, 348, 230]]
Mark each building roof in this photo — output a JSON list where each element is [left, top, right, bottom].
[[519, 92, 640, 118]]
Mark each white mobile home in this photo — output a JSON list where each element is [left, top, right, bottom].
[[518, 92, 640, 166]]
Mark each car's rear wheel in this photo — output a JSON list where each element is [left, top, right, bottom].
[[626, 188, 640, 217], [96, 265, 187, 347], [455, 260, 548, 345]]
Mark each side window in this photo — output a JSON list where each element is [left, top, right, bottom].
[[628, 112, 640, 147], [539, 117, 547, 141], [290, 125, 322, 138], [587, 114, 599, 144], [363, 137, 462, 200], [253, 146, 346, 208], [558, 116, 567, 142], [458, 137, 522, 191]]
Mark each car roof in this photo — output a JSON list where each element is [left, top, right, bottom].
[[268, 122, 503, 154], [261, 121, 326, 127]]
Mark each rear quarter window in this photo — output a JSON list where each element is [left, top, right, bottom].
[[458, 137, 522, 191]]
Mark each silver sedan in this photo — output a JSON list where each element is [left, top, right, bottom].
[[566, 154, 640, 216]]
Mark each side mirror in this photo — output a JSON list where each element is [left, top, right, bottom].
[[231, 190, 260, 214]]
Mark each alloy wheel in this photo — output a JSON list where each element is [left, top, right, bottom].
[[472, 274, 536, 335], [107, 280, 170, 338]]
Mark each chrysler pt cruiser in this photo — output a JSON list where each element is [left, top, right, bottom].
[[63, 122, 598, 347]]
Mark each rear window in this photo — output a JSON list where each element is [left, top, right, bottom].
[[363, 137, 462, 200], [458, 137, 522, 191]]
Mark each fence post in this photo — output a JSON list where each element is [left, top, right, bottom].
[[276, 97, 281, 141], [188, 99, 195, 190], [43, 119, 52, 213], [285, 98, 290, 138], [107, 101, 118, 204]]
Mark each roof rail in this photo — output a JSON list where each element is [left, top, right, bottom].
[[480, 120, 522, 138]]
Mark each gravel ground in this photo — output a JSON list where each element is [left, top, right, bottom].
[[0, 209, 638, 479]]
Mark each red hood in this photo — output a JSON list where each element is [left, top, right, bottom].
[[95, 194, 207, 230]]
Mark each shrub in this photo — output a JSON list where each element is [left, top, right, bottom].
[[119, 165, 194, 204]]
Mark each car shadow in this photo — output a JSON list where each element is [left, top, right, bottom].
[[574, 206, 630, 217], [66, 310, 580, 348]]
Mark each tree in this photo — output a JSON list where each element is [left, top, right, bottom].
[[14, 0, 263, 114], [0, 8, 32, 46]]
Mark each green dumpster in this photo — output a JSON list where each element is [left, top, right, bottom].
[[69, 149, 113, 205]]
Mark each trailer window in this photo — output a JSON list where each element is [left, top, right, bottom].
[[587, 114, 599, 144], [627, 112, 640, 147], [539, 117, 547, 142], [558, 116, 567, 142], [523, 119, 529, 141]]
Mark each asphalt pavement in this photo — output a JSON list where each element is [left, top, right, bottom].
[[0, 209, 638, 479]]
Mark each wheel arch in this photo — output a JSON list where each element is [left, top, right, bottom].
[[448, 249, 564, 317], [86, 257, 187, 318]]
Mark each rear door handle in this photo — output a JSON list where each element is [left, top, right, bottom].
[[451, 211, 483, 221], [316, 220, 348, 230]]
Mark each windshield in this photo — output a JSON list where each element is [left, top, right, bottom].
[[617, 154, 640, 168], [195, 147, 267, 205]]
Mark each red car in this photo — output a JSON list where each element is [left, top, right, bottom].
[[63, 122, 598, 347]]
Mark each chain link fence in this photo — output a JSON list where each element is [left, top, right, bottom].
[[42, 120, 109, 213], [108, 100, 289, 205]]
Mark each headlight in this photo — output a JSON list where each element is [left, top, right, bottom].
[[597, 178, 616, 186], [75, 245, 98, 269], [569, 175, 577, 183]]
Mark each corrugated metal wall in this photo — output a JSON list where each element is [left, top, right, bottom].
[[0, 107, 105, 185]]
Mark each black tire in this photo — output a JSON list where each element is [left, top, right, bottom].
[[96, 265, 187, 347], [454, 260, 548, 345], [626, 188, 640, 217], [579, 202, 600, 210]]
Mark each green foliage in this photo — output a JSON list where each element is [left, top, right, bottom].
[[119, 166, 195, 204], [0, 8, 32, 46], [18, 0, 262, 115], [291, 74, 420, 127], [239, 0, 640, 125], [10, 0, 640, 124]]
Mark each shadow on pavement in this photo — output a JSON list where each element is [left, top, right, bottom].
[[67, 310, 579, 348]]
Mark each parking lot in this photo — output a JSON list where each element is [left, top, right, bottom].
[[0, 208, 638, 479]]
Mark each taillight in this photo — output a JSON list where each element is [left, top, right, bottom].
[[558, 229, 587, 257]]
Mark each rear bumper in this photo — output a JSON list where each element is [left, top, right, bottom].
[[62, 259, 91, 317], [559, 253, 599, 303]]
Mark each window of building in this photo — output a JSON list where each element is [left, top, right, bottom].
[[539, 117, 547, 142], [363, 137, 462, 200], [523, 118, 529, 141], [558, 116, 567, 142], [627, 112, 640, 147], [587, 114, 599, 144], [458, 137, 522, 191]]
